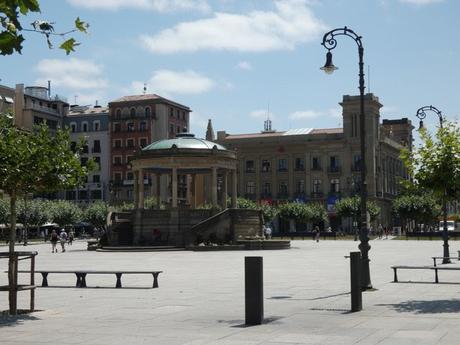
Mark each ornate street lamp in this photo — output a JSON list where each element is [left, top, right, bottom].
[[321, 26, 372, 290], [415, 105, 449, 263], [416, 105, 444, 130]]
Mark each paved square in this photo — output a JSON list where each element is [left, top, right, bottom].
[[1, 239, 460, 345]]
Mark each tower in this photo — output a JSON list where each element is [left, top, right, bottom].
[[206, 119, 215, 141]]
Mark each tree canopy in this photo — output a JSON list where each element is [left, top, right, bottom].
[[0, 0, 88, 55], [335, 196, 380, 222]]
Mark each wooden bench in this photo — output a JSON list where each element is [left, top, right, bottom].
[[18, 270, 162, 288], [391, 265, 460, 283]]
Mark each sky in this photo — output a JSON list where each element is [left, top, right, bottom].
[[1, 0, 459, 137]]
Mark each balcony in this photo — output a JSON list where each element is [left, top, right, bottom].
[[245, 169, 255, 174], [351, 165, 361, 172], [328, 166, 341, 173], [260, 168, 271, 173], [311, 166, 322, 171], [311, 192, 324, 199], [294, 167, 305, 172], [277, 192, 289, 200], [244, 193, 256, 200], [260, 193, 272, 199], [278, 168, 288, 173]]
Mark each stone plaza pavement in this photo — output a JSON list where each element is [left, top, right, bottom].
[[1, 239, 460, 345]]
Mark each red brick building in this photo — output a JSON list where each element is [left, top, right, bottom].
[[108, 94, 190, 202]]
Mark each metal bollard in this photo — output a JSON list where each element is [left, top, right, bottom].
[[350, 251, 362, 312], [245, 256, 264, 325]]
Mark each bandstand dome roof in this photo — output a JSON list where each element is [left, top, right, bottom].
[[142, 133, 228, 152]]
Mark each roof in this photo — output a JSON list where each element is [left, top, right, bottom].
[[110, 93, 190, 110], [68, 106, 109, 116], [224, 127, 342, 140], [143, 133, 228, 151]]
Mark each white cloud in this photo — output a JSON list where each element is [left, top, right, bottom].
[[250, 109, 275, 120], [399, 0, 444, 4], [35, 58, 108, 90], [289, 107, 341, 120], [236, 61, 252, 70], [189, 112, 208, 133], [131, 69, 215, 96], [67, 0, 210, 12], [140, 0, 327, 54]]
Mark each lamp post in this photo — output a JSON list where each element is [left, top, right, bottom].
[[415, 105, 450, 263], [321, 26, 372, 290]]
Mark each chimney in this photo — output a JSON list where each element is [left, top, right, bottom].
[[47, 80, 51, 98], [206, 119, 215, 141]]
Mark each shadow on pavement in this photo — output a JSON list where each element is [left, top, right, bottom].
[[377, 299, 460, 314], [0, 310, 41, 328]]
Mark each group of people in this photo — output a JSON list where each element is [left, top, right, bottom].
[[377, 224, 391, 239], [50, 229, 74, 253]]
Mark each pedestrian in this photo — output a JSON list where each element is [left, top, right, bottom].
[[59, 229, 68, 253], [68, 230, 74, 245], [384, 226, 389, 239], [50, 229, 59, 253], [314, 226, 320, 242], [378, 224, 383, 239], [264, 224, 272, 240]]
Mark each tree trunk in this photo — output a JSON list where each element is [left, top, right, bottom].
[[442, 198, 450, 264], [8, 191, 17, 315]]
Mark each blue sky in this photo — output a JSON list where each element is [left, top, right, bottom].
[[1, 0, 459, 137]]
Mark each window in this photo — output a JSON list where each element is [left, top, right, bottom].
[[93, 121, 100, 131], [113, 156, 122, 165], [66, 191, 76, 201], [176, 109, 180, 119], [261, 160, 271, 172], [182, 111, 186, 120], [126, 172, 134, 180], [126, 155, 133, 163], [262, 182, 271, 195], [246, 181, 256, 195], [312, 156, 321, 170], [279, 181, 288, 195], [91, 190, 102, 200], [113, 139, 122, 148], [93, 175, 100, 183], [82, 122, 88, 132], [130, 108, 136, 117], [70, 141, 77, 152], [278, 158, 288, 172], [329, 156, 339, 172], [127, 122, 134, 132], [113, 123, 121, 132], [114, 172, 122, 181], [245, 160, 255, 173], [94, 156, 101, 170], [82, 143, 89, 154], [70, 123, 76, 133], [176, 125, 181, 133], [169, 107, 174, 117], [93, 140, 101, 153], [78, 190, 88, 200], [145, 107, 151, 117], [295, 158, 305, 171], [313, 179, 322, 193], [139, 121, 147, 131], [330, 178, 340, 193], [115, 109, 121, 119], [169, 124, 174, 134], [81, 157, 88, 166], [139, 138, 147, 148], [127, 189, 133, 200], [296, 180, 305, 194], [353, 154, 361, 171], [126, 139, 134, 148]]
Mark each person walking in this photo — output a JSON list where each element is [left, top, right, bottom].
[[50, 229, 59, 253], [68, 230, 74, 245], [378, 224, 383, 239], [264, 224, 272, 240], [314, 226, 320, 242], [59, 229, 68, 253]]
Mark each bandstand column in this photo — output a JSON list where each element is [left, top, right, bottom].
[[134, 170, 139, 209], [156, 173, 161, 209], [211, 167, 218, 208], [172, 167, 178, 208], [191, 174, 197, 209], [231, 169, 237, 208], [221, 171, 228, 209], [138, 169, 144, 209]]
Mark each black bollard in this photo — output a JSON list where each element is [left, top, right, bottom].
[[350, 251, 362, 312], [245, 256, 264, 325]]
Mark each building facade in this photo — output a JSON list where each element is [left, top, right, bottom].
[[63, 105, 110, 203], [216, 94, 413, 230], [108, 94, 190, 202]]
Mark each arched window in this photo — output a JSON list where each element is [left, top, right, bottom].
[[130, 108, 136, 117], [145, 107, 151, 117]]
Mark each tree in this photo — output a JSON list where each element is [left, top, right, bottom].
[[0, 0, 88, 55], [0, 115, 89, 314], [335, 196, 380, 228], [401, 123, 460, 261], [49, 200, 83, 228], [84, 201, 109, 230], [392, 193, 440, 232], [308, 203, 328, 225]]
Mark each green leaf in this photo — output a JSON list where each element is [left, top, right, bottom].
[[59, 38, 79, 55], [17, 0, 41, 15], [0, 31, 24, 55], [75, 17, 89, 33]]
